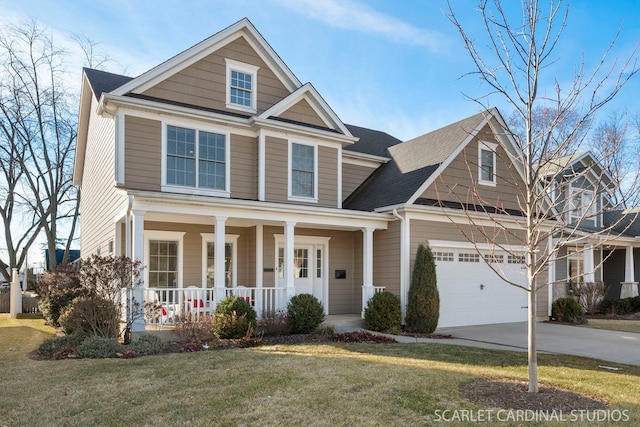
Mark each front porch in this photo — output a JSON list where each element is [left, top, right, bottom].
[[117, 192, 392, 330]]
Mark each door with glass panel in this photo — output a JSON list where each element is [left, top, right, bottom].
[[277, 245, 324, 301]]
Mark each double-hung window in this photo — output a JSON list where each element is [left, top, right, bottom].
[[290, 142, 316, 200], [164, 124, 229, 197], [225, 59, 258, 113], [569, 186, 596, 224], [478, 141, 497, 186]]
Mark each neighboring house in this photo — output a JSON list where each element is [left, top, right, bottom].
[[540, 152, 640, 301], [75, 18, 556, 330]]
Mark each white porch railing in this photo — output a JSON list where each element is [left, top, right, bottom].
[[373, 286, 386, 294], [141, 287, 287, 326]]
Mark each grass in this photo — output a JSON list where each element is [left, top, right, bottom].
[[584, 318, 640, 334], [1, 314, 639, 426]]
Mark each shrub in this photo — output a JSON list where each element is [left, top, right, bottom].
[[315, 324, 335, 336], [364, 291, 401, 333], [571, 281, 608, 314], [59, 295, 120, 338], [174, 313, 215, 343], [35, 263, 80, 298], [258, 309, 291, 336], [552, 297, 585, 323], [214, 296, 257, 339], [38, 334, 85, 357], [287, 294, 325, 334], [130, 334, 165, 356], [39, 287, 89, 327], [600, 296, 640, 315], [76, 336, 122, 358], [406, 244, 439, 333]]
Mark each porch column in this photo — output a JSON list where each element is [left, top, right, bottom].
[[255, 224, 263, 313], [9, 269, 21, 318], [621, 246, 639, 298], [284, 221, 296, 302], [214, 216, 228, 304], [361, 227, 375, 318], [130, 210, 145, 332], [583, 244, 595, 283]]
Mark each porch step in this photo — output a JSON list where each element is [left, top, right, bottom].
[[324, 315, 364, 333]]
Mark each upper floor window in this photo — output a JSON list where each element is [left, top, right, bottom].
[[164, 124, 230, 197], [289, 141, 317, 201], [225, 59, 259, 113], [569, 186, 597, 224], [478, 141, 497, 186]]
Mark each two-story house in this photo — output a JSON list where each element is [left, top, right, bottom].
[[75, 18, 557, 330]]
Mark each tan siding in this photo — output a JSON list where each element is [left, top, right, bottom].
[[277, 98, 327, 128], [342, 163, 375, 201], [141, 36, 290, 115], [262, 226, 281, 287], [352, 231, 363, 314], [124, 116, 162, 192], [318, 146, 338, 207], [373, 220, 401, 296], [79, 96, 128, 258], [264, 137, 288, 203], [420, 125, 524, 212], [230, 134, 258, 200]]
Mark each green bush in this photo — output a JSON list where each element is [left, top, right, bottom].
[[58, 295, 120, 338], [406, 244, 440, 333], [130, 334, 165, 356], [258, 309, 291, 336], [600, 296, 640, 315], [364, 291, 401, 333], [214, 296, 257, 339], [38, 335, 85, 356], [552, 297, 585, 323], [287, 294, 325, 334], [76, 336, 122, 358], [39, 287, 88, 327]]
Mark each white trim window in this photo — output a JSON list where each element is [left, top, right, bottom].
[[200, 234, 239, 288], [144, 230, 185, 289], [225, 59, 259, 113], [162, 123, 231, 197], [568, 185, 596, 224], [478, 141, 497, 186], [289, 141, 318, 202]]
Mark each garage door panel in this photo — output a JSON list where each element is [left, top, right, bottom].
[[433, 246, 528, 328]]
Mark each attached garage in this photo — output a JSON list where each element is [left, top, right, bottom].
[[430, 241, 529, 327]]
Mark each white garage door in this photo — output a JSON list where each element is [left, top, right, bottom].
[[431, 244, 529, 327]]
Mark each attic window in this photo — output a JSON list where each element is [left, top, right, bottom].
[[225, 59, 259, 113], [478, 141, 497, 186]]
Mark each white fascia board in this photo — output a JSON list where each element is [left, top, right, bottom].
[[342, 150, 390, 166], [112, 18, 301, 97], [252, 117, 357, 145], [406, 115, 489, 205], [127, 190, 391, 229], [258, 83, 353, 139], [73, 74, 94, 185]]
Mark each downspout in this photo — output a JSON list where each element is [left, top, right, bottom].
[[393, 209, 407, 323]]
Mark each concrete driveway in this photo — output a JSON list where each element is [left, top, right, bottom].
[[413, 322, 640, 366]]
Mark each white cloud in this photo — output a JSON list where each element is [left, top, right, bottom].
[[274, 0, 448, 52]]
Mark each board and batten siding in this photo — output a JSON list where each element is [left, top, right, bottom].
[[342, 163, 376, 201], [124, 116, 162, 191], [277, 99, 327, 128], [141, 36, 290, 115], [420, 125, 524, 213], [79, 96, 128, 257]]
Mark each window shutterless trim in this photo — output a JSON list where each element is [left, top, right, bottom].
[[478, 140, 497, 186], [225, 58, 259, 114], [288, 139, 318, 203]]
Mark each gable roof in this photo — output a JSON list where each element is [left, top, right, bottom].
[[84, 68, 133, 100], [344, 110, 502, 212], [112, 18, 301, 97], [344, 124, 402, 158]]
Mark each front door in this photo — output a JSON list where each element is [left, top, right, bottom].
[[277, 244, 324, 302]]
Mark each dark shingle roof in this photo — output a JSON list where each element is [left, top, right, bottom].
[[604, 209, 640, 237], [83, 68, 134, 99], [344, 112, 488, 211], [344, 124, 402, 158]]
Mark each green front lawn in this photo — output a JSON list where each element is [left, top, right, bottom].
[[1, 314, 639, 426]]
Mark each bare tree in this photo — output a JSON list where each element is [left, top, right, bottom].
[[447, 0, 639, 392], [0, 21, 80, 277]]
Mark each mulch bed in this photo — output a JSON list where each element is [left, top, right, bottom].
[[459, 379, 608, 411]]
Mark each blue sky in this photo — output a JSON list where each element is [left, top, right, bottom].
[[2, 0, 639, 141]]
